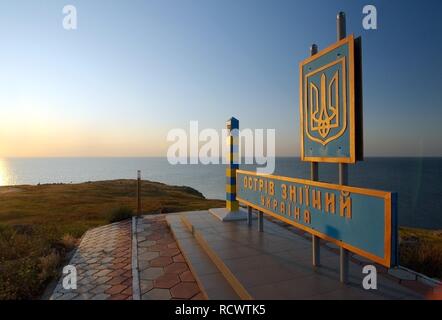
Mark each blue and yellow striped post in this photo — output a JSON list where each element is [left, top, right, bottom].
[[226, 117, 239, 212]]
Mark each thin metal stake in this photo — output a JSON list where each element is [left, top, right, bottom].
[[137, 170, 141, 216]]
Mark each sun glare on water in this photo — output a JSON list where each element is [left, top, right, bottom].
[[0, 159, 11, 186]]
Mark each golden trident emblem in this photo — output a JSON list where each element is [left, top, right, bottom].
[[304, 57, 347, 146], [310, 71, 339, 139]]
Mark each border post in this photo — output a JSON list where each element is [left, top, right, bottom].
[[137, 170, 141, 216], [310, 43, 321, 267], [226, 117, 239, 212], [210, 117, 249, 222], [337, 11, 350, 284]]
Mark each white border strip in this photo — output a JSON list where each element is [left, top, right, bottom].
[[132, 216, 141, 300]]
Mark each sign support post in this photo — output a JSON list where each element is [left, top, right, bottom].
[[258, 211, 264, 232], [337, 11, 350, 284], [309, 43, 321, 267]]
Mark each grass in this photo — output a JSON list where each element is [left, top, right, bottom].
[[0, 179, 224, 300]]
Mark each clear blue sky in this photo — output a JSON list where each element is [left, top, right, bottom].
[[0, 0, 441, 157]]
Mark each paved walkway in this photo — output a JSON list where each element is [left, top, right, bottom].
[[136, 215, 204, 300], [49, 215, 204, 300], [50, 220, 132, 300]]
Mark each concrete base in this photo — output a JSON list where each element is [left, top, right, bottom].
[[209, 207, 252, 221], [169, 211, 424, 300]]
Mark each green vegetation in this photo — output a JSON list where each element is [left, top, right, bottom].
[[399, 227, 442, 279], [0, 180, 224, 300]]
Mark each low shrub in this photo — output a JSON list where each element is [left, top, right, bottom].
[[107, 207, 134, 223], [400, 241, 442, 279], [0, 224, 62, 300], [38, 251, 60, 281], [59, 234, 77, 251]]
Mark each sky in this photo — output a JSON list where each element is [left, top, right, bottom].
[[0, 0, 441, 157]]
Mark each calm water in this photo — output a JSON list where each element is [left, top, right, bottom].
[[0, 157, 441, 229]]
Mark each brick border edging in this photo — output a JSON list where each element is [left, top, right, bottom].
[[132, 216, 141, 300]]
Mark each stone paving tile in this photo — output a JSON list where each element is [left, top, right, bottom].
[[49, 220, 132, 300], [171, 283, 200, 299], [191, 292, 206, 300], [91, 284, 112, 294], [91, 293, 111, 300], [140, 267, 164, 280], [150, 256, 173, 267], [105, 284, 129, 295], [180, 270, 196, 282], [142, 288, 172, 300], [139, 251, 159, 261], [160, 248, 181, 257], [164, 262, 188, 274], [140, 280, 154, 294], [137, 215, 204, 300], [173, 254, 185, 263], [154, 273, 181, 289]]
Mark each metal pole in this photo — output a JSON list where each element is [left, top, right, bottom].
[[310, 44, 318, 56], [137, 170, 141, 216], [247, 206, 253, 227], [340, 246, 349, 283], [339, 163, 349, 283], [310, 163, 318, 181], [337, 11, 349, 283], [309, 43, 320, 267], [258, 211, 264, 232], [337, 12, 346, 41], [339, 164, 348, 185]]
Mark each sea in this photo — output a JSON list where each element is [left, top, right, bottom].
[[0, 157, 441, 230]]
